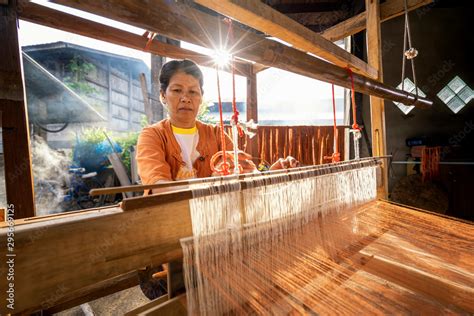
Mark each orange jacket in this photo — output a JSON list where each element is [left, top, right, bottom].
[[137, 119, 233, 184]]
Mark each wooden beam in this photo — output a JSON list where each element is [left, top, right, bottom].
[[246, 66, 258, 159], [247, 67, 258, 123], [127, 294, 187, 315], [107, 60, 112, 122], [194, 0, 378, 79], [321, 0, 433, 42], [0, 0, 36, 218], [127, 66, 133, 129], [151, 48, 165, 121], [354, 252, 474, 313], [321, 11, 367, 43], [366, 0, 388, 199], [252, 64, 269, 74], [124, 294, 170, 315], [270, 2, 342, 14], [48, 0, 432, 108], [43, 271, 139, 314], [286, 11, 349, 28], [139, 73, 153, 125], [18, 2, 253, 78], [0, 203, 192, 314]]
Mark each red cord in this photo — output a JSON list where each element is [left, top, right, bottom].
[[230, 59, 244, 137], [212, 18, 245, 175], [225, 19, 243, 137], [231, 60, 239, 124], [214, 64, 230, 175], [143, 31, 157, 51], [210, 151, 243, 174], [346, 68, 360, 131], [324, 84, 340, 163], [331, 84, 340, 162]]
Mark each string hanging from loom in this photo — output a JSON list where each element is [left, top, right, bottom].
[[183, 161, 380, 314], [212, 64, 230, 175], [346, 68, 359, 131], [211, 18, 244, 176], [400, 0, 419, 101], [226, 18, 245, 175], [324, 84, 340, 163], [182, 161, 474, 314], [224, 18, 241, 130], [347, 68, 362, 159]]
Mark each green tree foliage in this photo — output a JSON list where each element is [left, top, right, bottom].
[[197, 100, 216, 124], [64, 55, 97, 95]]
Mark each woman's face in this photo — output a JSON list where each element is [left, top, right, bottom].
[[161, 71, 202, 128]]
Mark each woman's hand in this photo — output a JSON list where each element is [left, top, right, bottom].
[[269, 156, 300, 170], [211, 151, 258, 175]]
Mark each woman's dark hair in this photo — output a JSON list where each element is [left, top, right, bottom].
[[159, 59, 204, 93]]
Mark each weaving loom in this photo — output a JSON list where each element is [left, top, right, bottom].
[[0, 158, 473, 314], [172, 158, 474, 315], [117, 157, 473, 314], [1, 0, 472, 314]]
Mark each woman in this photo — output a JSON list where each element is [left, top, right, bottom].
[[136, 59, 298, 299], [137, 59, 297, 187]]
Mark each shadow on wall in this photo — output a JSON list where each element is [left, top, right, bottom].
[[357, 3, 474, 220]]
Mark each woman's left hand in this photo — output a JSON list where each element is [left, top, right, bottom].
[[269, 156, 300, 170]]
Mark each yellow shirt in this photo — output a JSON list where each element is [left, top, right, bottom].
[[171, 124, 199, 180]]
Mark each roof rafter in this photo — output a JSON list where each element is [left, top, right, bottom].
[[270, 2, 344, 14], [321, 0, 433, 42], [47, 0, 431, 108], [194, 0, 378, 79], [19, 2, 253, 77]]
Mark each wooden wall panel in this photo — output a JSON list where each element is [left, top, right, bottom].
[[225, 125, 346, 166]]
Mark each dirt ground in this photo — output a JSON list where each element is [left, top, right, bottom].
[[55, 286, 150, 316]]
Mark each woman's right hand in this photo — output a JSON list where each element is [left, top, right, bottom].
[[211, 151, 258, 175]]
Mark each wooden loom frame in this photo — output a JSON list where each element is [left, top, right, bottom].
[[1, 172, 473, 314], [0, 183, 474, 313], [1, 0, 434, 217], [4, 0, 471, 315], [2, 0, 435, 219]]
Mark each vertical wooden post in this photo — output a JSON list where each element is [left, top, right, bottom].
[[151, 36, 181, 122], [127, 64, 133, 129], [107, 59, 112, 123], [366, 0, 388, 198], [246, 65, 258, 160], [0, 0, 36, 218], [151, 53, 164, 122]]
